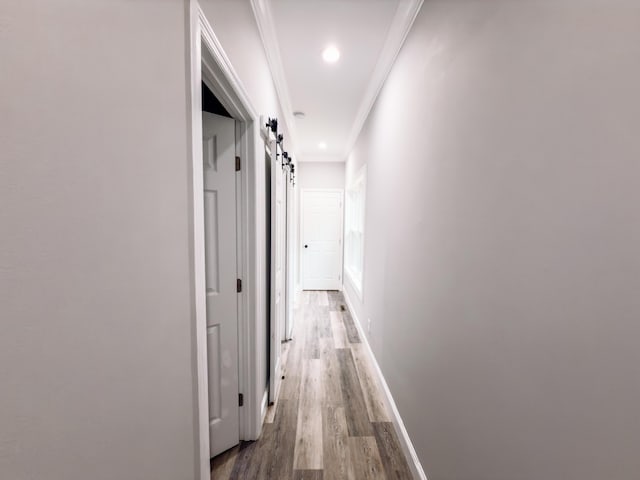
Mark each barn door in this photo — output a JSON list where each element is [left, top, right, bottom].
[[268, 138, 286, 404], [285, 176, 296, 340]]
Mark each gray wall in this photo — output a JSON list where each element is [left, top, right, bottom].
[[0, 2, 195, 479], [344, 1, 640, 479], [298, 161, 345, 190]]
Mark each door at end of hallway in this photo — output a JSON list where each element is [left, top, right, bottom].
[[301, 189, 344, 291]]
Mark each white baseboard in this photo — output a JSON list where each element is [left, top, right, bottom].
[[342, 288, 428, 480]]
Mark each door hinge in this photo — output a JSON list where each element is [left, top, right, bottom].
[[235, 156, 241, 171], [237, 278, 242, 293], [238, 393, 244, 407]]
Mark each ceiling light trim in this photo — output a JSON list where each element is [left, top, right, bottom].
[[342, 0, 424, 158], [250, 0, 299, 155]]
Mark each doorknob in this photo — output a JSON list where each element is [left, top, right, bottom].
[[304, 244, 308, 248]]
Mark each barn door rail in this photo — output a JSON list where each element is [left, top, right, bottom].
[[265, 117, 296, 185]]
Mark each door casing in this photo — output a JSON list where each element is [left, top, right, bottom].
[[188, 3, 265, 479]]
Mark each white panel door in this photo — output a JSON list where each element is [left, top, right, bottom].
[[302, 190, 344, 290], [284, 177, 296, 340], [202, 112, 239, 457], [269, 140, 285, 404]]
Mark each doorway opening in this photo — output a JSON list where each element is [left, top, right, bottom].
[[188, 6, 264, 480], [200, 81, 239, 458]]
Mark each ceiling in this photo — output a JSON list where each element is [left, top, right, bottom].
[[251, 0, 423, 162]]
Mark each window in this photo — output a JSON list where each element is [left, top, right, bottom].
[[344, 166, 366, 298]]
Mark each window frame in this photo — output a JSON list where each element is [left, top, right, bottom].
[[344, 165, 366, 300]]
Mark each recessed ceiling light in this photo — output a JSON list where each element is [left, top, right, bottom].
[[318, 142, 327, 150], [293, 111, 306, 119], [322, 45, 340, 63]]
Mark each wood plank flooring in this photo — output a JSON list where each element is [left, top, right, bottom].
[[211, 291, 413, 480]]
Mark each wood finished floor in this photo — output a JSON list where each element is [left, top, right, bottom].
[[212, 291, 413, 480]]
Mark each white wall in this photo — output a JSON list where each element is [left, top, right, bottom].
[[344, 1, 640, 479], [200, 0, 282, 119], [0, 0, 289, 477], [297, 161, 345, 190], [0, 1, 196, 479]]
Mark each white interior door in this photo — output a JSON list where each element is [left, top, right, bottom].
[[202, 112, 239, 457], [302, 189, 344, 290], [284, 177, 296, 340], [269, 140, 286, 404]]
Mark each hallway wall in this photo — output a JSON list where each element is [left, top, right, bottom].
[[0, 1, 196, 479], [1, 0, 290, 478], [297, 161, 345, 190], [344, 1, 640, 479]]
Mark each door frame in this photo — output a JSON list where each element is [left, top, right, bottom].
[[188, 3, 264, 479], [300, 188, 345, 291]]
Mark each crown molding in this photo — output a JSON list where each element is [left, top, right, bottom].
[[342, 0, 423, 158], [250, 0, 299, 156]]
